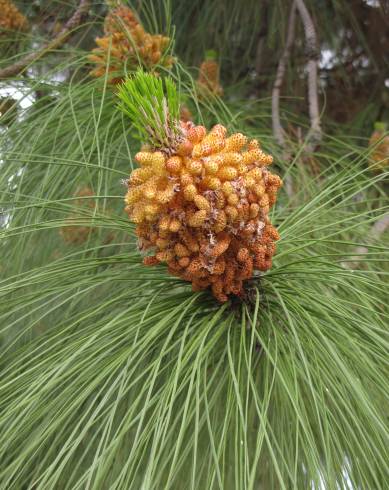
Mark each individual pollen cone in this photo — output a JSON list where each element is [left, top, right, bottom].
[[368, 122, 389, 172], [197, 50, 223, 97], [60, 187, 96, 245], [0, 0, 29, 32], [89, 5, 174, 84], [124, 119, 282, 301]]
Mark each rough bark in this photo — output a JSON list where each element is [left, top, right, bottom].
[[272, 1, 296, 150], [295, 0, 322, 151], [271, 1, 296, 197]]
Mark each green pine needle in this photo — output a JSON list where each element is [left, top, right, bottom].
[[117, 70, 182, 150]]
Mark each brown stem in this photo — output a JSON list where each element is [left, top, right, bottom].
[[272, 2, 296, 149], [0, 0, 90, 79], [295, 0, 322, 151], [271, 1, 296, 197], [254, 36, 265, 77]]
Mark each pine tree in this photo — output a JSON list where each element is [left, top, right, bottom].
[[0, 1, 388, 489]]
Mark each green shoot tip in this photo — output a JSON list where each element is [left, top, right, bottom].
[[117, 70, 182, 150]]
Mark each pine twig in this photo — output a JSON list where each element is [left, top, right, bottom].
[[295, 0, 322, 152], [0, 0, 90, 79], [254, 6, 268, 81], [271, 1, 296, 197], [254, 36, 265, 77], [272, 1, 296, 149]]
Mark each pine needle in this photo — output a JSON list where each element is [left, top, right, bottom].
[[116, 69, 182, 149]]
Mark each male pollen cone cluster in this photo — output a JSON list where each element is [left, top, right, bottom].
[[368, 123, 389, 172], [89, 5, 174, 84], [125, 122, 282, 302], [0, 0, 29, 33], [60, 187, 96, 245]]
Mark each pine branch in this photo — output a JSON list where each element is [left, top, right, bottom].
[[271, 1, 296, 197], [295, 0, 322, 152], [254, 36, 265, 77], [272, 1, 296, 150], [0, 0, 90, 79]]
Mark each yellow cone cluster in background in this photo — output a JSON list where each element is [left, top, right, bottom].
[[197, 54, 223, 97], [60, 187, 96, 245], [0, 0, 28, 33], [89, 5, 174, 84], [125, 122, 282, 302], [368, 124, 389, 172]]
